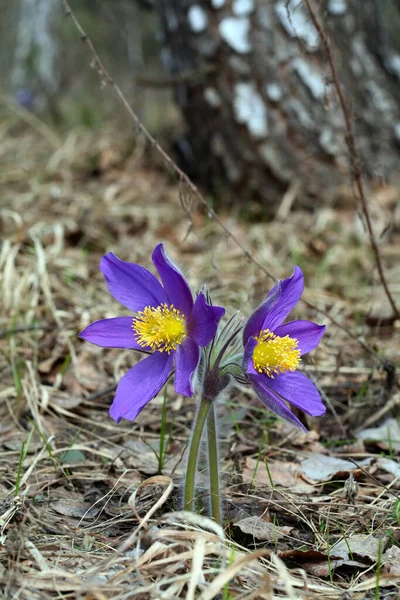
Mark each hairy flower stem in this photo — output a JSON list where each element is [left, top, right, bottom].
[[207, 403, 221, 525], [184, 396, 212, 512]]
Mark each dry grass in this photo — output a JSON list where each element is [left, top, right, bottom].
[[1, 122, 400, 599]]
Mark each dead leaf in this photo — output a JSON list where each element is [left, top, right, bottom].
[[372, 457, 400, 480], [51, 500, 100, 520], [69, 351, 108, 392], [279, 548, 342, 564], [301, 561, 335, 578], [124, 439, 159, 475], [49, 392, 82, 410], [331, 534, 387, 564], [243, 458, 316, 494], [300, 453, 373, 483], [357, 418, 400, 452], [279, 543, 368, 578], [38, 355, 65, 375], [382, 545, 400, 575], [234, 516, 293, 542]]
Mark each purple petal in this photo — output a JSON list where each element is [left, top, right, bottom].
[[249, 374, 306, 430], [79, 317, 148, 350], [100, 252, 167, 312], [262, 266, 304, 331], [243, 337, 258, 373], [267, 371, 326, 417], [187, 293, 225, 347], [274, 320, 326, 356], [109, 351, 173, 422], [243, 284, 281, 344], [174, 337, 200, 396], [152, 244, 193, 316]]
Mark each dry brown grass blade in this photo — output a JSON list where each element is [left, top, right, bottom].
[[198, 549, 271, 600], [90, 475, 174, 577]]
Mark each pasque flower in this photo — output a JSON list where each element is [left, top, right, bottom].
[[243, 267, 326, 429], [79, 244, 225, 422]]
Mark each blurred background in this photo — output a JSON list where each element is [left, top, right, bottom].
[[0, 0, 173, 130], [1, 0, 400, 214]]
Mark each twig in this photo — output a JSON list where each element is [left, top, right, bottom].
[[302, 0, 399, 321], [61, 0, 394, 372]]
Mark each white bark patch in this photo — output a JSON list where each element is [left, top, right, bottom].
[[232, 0, 255, 17], [266, 83, 283, 102], [188, 5, 208, 32], [394, 123, 400, 142], [219, 17, 251, 54], [204, 87, 222, 107], [292, 58, 326, 99], [352, 37, 375, 75], [365, 81, 392, 116], [319, 129, 341, 156], [275, 0, 319, 51], [327, 0, 348, 15], [350, 57, 363, 77], [259, 144, 292, 181], [211, 0, 226, 8], [234, 82, 268, 138], [288, 99, 313, 128], [12, 0, 61, 93], [388, 54, 400, 80]]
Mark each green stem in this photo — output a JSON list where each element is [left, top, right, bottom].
[[207, 403, 221, 525], [184, 396, 212, 511]]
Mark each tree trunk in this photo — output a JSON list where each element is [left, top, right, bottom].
[[12, 0, 61, 107], [156, 0, 400, 213]]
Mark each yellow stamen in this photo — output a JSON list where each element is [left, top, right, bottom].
[[133, 304, 186, 353], [252, 329, 300, 377]]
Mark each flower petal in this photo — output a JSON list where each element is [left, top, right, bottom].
[[274, 320, 326, 356], [100, 252, 166, 312], [174, 337, 200, 396], [262, 266, 304, 331], [187, 293, 225, 347], [243, 337, 258, 373], [249, 374, 306, 430], [109, 351, 173, 422], [267, 371, 326, 417], [243, 284, 281, 344], [79, 317, 148, 350], [152, 244, 193, 315]]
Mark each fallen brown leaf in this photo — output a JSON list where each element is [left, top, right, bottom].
[[300, 453, 372, 483], [358, 418, 400, 452], [234, 516, 293, 542], [243, 458, 316, 494]]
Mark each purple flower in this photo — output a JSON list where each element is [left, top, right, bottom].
[[79, 244, 225, 423], [243, 266, 326, 430]]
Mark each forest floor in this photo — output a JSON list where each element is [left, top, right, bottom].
[[1, 122, 400, 600]]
